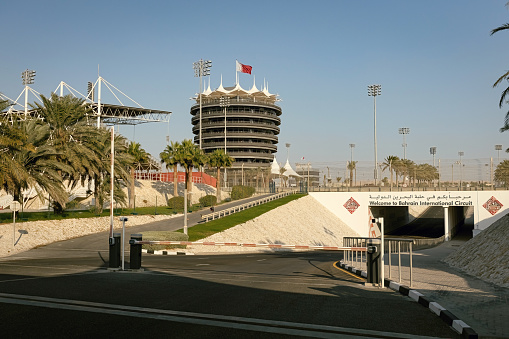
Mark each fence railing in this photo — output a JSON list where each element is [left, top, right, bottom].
[[343, 237, 414, 287], [201, 191, 296, 222]]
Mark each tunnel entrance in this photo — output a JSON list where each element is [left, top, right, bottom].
[[370, 206, 473, 239]]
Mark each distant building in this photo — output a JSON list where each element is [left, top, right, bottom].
[[295, 164, 320, 187], [190, 79, 281, 170]]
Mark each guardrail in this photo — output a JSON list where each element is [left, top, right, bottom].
[[343, 237, 414, 287], [201, 191, 297, 222]]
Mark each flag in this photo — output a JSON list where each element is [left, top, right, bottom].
[[236, 60, 252, 74], [301, 157, 305, 160]]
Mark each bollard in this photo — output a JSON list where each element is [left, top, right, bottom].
[[129, 234, 143, 270], [109, 233, 121, 268], [366, 238, 381, 285]]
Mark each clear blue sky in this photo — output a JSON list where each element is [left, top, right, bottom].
[[2, 0, 509, 170]]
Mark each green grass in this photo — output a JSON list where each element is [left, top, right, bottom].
[[0, 204, 201, 224], [181, 193, 306, 241]]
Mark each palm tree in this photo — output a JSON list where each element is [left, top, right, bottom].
[[382, 156, 399, 190], [401, 159, 416, 187], [93, 130, 133, 213], [160, 141, 181, 198], [174, 139, 206, 194], [32, 93, 103, 213], [347, 161, 357, 187], [495, 160, 509, 186], [492, 17, 509, 133], [206, 149, 234, 201], [279, 167, 287, 188], [127, 141, 150, 208], [2, 119, 69, 208]]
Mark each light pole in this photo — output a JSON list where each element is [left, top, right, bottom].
[[430, 147, 437, 167], [495, 144, 502, 163], [458, 151, 464, 189], [220, 96, 230, 152], [21, 69, 36, 118], [220, 96, 230, 188], [349, 143, 355, 165], [368, 84, 381, 185], [193, 59, 212, 149], [399, 128, 410, 159]]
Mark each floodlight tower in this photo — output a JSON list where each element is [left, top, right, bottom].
[[399, 127, 410, 160], [495, 144, 502, 163], [458, 151, 464, 189], [349, 143, 355, 164], [220, 96, 230, 153], [21, 69, 36, 117], [193, 59, 212, 149], [368, 84, 381, 185], [430, 146, 437, 167]]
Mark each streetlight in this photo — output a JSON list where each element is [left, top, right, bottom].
[[458, 151, 464, 189], [21, 69, 36, 117], [399, 127, 410, 160], [368, 84, 382, 186], [193, 59, 212, 149], [495, 144, 502, 163], [349, 143, 355, 187], [220, 96, 230, 152], [220, 96, 230, 188]]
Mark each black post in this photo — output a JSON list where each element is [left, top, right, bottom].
[[109, 233, 121, 268], [366, 238, 381, 284], [129, 234, 143, 270]]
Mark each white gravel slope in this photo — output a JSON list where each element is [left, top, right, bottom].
[[186, 195, 360, 254], [444, 213, 509, 288]]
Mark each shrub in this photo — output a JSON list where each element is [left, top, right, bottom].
[[199, 195, 217, 207], [141, 231, 189, 251], [167, 196, 185, 210], [230, 185, 255, 200]]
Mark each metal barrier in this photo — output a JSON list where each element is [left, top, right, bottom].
[[343, 237, 414, 287], [201, 191, 296, 222]]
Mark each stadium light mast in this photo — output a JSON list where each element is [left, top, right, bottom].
[[368, 84, 381, 185], [495, 144, 502, 163], [458, 151, 464, 189], [399, 127, 410, 160], [430, 146, 437, 167], [193, 59, 212, 149], [21, 69, 36, 117]]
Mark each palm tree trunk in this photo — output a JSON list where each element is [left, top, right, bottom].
[[173, 164, 178, 197], [129, 167, 135, 208]]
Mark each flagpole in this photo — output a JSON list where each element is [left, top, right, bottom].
[[235, 60, 238, 85]]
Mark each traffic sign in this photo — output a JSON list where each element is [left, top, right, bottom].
[[9, 201, 21, 212]]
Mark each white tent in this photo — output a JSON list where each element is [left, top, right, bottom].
[[283, 159, 301, 177], [271, 156, 280, 175]]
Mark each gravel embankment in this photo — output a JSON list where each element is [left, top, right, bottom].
[[444, 213, 509, 288]]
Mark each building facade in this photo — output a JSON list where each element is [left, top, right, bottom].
[[190, 80, 281, 170]]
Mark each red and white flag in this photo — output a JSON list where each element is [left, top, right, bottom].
[[236, 60, 252, 74]]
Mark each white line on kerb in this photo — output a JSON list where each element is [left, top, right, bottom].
[[0, 292, 442, 339]]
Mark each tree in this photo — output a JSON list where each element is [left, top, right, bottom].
[[1, 119, 68, 208], [382, 156, 399, 189], [32, 93, 103, 213], [93, 130, 133, 213], [206, 149, 234, 201], [279, 167, 287, 187], [495, 160, 509, 186], [174, 139, 206, 194], [347, 161, 357, 187], [491, 10, 509, 137], [127, 141, 150, 208], [160, 141, 181, 198]]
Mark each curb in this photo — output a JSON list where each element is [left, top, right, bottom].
[[142, 249, 195, 256], [339, 262, 478, 339]]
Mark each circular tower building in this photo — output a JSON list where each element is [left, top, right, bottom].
[[190, 79, 281, 172]]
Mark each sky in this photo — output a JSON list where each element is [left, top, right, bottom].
[[2, 0, 509, 180]]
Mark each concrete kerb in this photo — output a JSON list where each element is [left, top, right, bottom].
[[142, 249, 194, 256], [338, 261, 478, 339]]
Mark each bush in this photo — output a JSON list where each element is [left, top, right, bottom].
[[199, 195, 217, 207], [230, 185, 255, 200], [167, 196, 185, 210], [141, 231, 189, 251]]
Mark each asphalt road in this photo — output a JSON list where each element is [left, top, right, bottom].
[[388, 207, 446, 238], [0, 196, 459, 338]]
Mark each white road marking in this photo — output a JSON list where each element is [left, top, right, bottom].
[[0, 292, 440, 339]]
